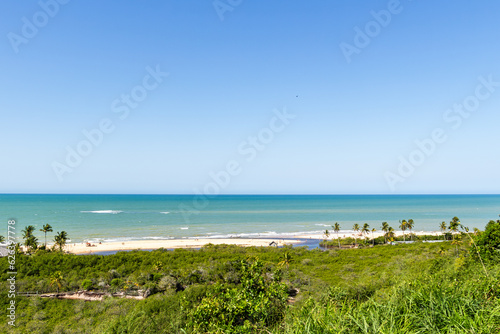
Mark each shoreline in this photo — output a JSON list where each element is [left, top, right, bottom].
[[64, 238, 302, 255], [58, 230, 446, 255], [294, 230, 444, 239]]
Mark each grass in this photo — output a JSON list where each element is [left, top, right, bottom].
[[1, 240, 498, 333]]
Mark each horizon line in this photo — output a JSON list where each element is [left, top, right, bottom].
[[1, 193, 499, 196]]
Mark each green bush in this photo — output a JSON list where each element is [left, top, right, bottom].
[[110, 278, 123, 289], [192, 259, 288, 333], [471, 220, 500, 262], [81, 279, 93, 291]]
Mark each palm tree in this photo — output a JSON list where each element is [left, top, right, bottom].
[[451, 236, 462, 256], [399, 220, 407, 242], [54, 231, 68, 251], [22, 225, 35, 239], [153, 261, 163, 271], [407, 219, 415, 241], [279, 252, 292, 268], [353, 223, 360, 247], [27, 236, 38, 251], [440, 221, 447, 240], [449, 217, 460, 241], [386, 226, 395, 243], [21, 225, 37, 252], [381, 222, 389, 244], [371, 228, 376, 245], [333, 222, 341, 249], [50, 271, 64, 293], [0, 235, 5, 244], [324, 229, 330, 240], [362, 223, 370, 245], [40, 224, 53, 247], [362, 223, 370, 236]]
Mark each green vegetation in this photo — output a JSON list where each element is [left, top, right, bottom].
[[471, 219, 500, 262], [192, 258, 288, 333], [1, 221, 499, 333], [319, 232, 453, 249]]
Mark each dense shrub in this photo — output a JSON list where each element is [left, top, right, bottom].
[[81, 279, 93, 291], [192, 259, 288, 333], [471, 219, 500, 262]]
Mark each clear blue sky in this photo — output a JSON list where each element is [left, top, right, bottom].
[[1, 0, 499, 194]]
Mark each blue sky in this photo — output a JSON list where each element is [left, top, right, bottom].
[[0, 0, 499, 194]]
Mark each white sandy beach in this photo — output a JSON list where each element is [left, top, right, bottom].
[[64, 238, 302, 255]]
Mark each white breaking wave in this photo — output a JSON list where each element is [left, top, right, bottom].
[[86, 236, 175, 243], [81, 210, 123, 214], [160, 212, 170, 214], [194, 231, 290, 239], [180, 227, 189, 230], [142, 236, 175, 240]]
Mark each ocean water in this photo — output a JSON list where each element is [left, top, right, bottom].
[[1, 194, 499, 243]]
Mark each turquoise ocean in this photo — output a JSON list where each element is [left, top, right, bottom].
[[1, 194, 499, 243]]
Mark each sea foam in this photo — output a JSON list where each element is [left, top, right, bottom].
[[81, 210, 123, 214]]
